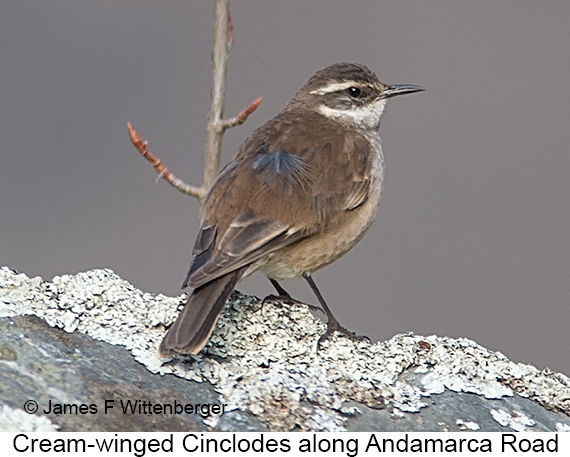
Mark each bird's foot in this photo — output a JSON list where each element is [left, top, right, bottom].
[[261, 293, 322, 313], [317, 318, 370, 351]]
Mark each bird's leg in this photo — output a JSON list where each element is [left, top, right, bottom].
[[302, 273, 369, 349], [269, 278, 291, 297], [261, 278, 322, 312]]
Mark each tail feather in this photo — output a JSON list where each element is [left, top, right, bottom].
[[158, 268, 244, 357]]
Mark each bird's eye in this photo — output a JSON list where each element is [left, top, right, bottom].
[[346, 86, 362, 98]]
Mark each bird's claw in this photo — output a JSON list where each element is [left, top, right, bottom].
[[317, 320, 370, 351]]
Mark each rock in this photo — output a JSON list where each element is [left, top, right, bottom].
[[1, 266, 569, 432]]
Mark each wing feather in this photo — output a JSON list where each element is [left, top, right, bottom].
[[186, 216, 303, 289]]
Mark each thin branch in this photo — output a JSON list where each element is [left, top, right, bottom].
[[203, 0, 231, 192], [218, 96, 262, 130], [126, 0, 261, 206], [126, 93, 260, 202], [127, 122, 206, 201]]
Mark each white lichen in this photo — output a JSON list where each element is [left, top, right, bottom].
[[456, 419, 480, 431], [0, 404, 59, 432], [1, 266, 570, 432], [490, 408, 535, 432]]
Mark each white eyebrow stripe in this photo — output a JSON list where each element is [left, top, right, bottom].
[[309, 81, 362, 95]]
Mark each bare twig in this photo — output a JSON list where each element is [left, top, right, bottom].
[[219, 96, 263, 130], [126, 92, 260, 202], [203, 0, 231, 192], [127, 0, 261, 205], [127, 122, 206, 201]]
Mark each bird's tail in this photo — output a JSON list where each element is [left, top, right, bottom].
[[158, 268, 245, 357]]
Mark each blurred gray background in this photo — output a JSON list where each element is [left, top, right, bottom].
[[1, 1, 569, 374]]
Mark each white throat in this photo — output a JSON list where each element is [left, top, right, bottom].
[[317, 98, 386, 130]]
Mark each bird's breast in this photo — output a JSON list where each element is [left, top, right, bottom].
[[260, 134, 384, 280]]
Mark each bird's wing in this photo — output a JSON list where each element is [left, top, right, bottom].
[[184, 212, 304, 289], [183, 110, 374, 289]]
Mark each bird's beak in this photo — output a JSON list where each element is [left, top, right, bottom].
[[380, 84, 424, 99]]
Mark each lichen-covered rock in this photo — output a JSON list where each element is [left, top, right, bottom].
[[1, 266, 569, 432]]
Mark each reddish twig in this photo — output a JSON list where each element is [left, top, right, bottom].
[[127, 122, 206, 200], [127, 0, 260, 203], [218, 96, 262, 130]]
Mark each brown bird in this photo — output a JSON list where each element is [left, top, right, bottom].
[[158, 62, 423, 357]]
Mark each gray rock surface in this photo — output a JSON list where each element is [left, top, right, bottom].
[[1, 266, 569, 432]]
